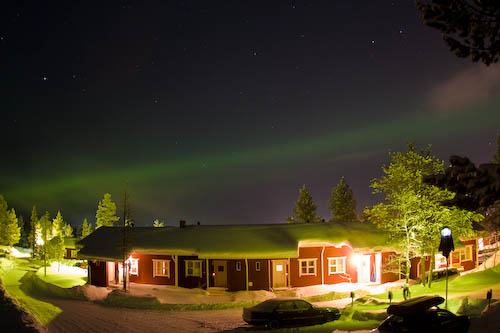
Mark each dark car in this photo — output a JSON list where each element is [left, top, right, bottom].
[[242, 298, 341, 329], [371, 296, 470, 333]]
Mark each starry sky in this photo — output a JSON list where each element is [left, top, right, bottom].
[[1, 1, 499, 228]]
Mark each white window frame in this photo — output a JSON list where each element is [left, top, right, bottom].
[[460, 245, 473, 262], [185, 260, 202, 277], [152, 259, 170, 278], [255, 261, 261, 272], [328, 257, 346, 275], [298, 258, 317, 277], [129, 258, 139, 276]]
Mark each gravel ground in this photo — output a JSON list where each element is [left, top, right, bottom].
[[44, 298, 247, 332]]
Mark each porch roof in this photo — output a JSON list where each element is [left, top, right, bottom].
[[77, 222, 393, 261]]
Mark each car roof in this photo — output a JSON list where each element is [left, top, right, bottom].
[[387, 296, 444, 315], [251, 298, 309, 311]]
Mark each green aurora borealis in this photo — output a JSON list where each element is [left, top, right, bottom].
[[4, 102, 499, 225]]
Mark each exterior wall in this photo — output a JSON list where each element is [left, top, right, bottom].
[[410, 256, 432, 279], [227, 259, 247, 291], [129, 254, 175, 285], [381, 252, 400, 283], [324, 245, 357, 284], [248, 259, 269, 290], [89, 260, 107, 287], [454, 239, 477, 271], [289, 245, 356, 287], [64, 248, 77, 259], [179, 256, 207, 289], [290, 247, 323, 287]]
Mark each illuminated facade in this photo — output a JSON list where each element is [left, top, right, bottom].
[[79, 223, 403, 290]]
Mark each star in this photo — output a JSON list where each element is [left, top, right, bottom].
[[252, 52, 258, 56], [42, 76, 47, 81]]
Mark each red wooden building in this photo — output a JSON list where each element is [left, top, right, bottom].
[[77, 222, 403, 291]]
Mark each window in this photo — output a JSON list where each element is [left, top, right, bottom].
[[255, 261, 261, 272], [185, 260, 202, 277], [236, 262, 242, 271], [277, 301, 295, 311], [298, 259, 317, 276], [153, 259, 170, 277], [294, 300, 311, 310], [458, 245, 473, 262], [328, 257, 346, 275], [129, 258, 139, 276]]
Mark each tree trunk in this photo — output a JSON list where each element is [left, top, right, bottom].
[[420, 256, 427, 286], [428, 249, 435, 288], [494, 226, 498, 267], [405, 251, 410, 286]]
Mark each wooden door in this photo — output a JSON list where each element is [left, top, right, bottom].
[[357, 255, 371, 283], [272, 260, 287, 288], [213, 260, 227, 287]]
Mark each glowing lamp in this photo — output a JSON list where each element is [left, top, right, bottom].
[[212, 272, 216, 277], [351, 254, 362, 267], [441, 227, 451, 237], [439, 226, 454, 259]]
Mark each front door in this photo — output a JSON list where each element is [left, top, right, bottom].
[[272, 260, 288, 288], [358, 255, 371, 283], [107, 262, 115, 285], [213, 260, 227, 287]]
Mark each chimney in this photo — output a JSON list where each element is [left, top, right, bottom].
[[179, 220, 186, 228]]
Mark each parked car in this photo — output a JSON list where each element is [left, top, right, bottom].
[[242, 298, 341, 329], [371, 295, 470, 333]]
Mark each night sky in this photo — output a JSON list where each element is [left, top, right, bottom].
[[2, 1, 499, 228]]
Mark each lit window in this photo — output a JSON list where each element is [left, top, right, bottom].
[[153, 259, 170, 277], [255, 262, 261, 271], [328, 257, 346, 275], [185, 260, 202, 277], [129, 258, 139, 276], [298, 259, 317, 276], [460, 245, 473, 262], [276, 264, 283, 272], [236, 262, 242, 271]]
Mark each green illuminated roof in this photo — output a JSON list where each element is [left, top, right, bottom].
[[77, 222, 393, 261]]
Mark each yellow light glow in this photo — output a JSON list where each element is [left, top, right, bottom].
[[351, 254, 362, 267]]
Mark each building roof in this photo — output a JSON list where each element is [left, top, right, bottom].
[[77, 222, 394, 261]]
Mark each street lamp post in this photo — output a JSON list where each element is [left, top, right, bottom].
[[439, 226, 454, 309]]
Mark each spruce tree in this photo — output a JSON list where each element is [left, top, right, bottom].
[[0, 195, 9, 245], [52, 211, 64, 237], [153, 219, 165, 227], [5, 209, 21, 247], [288, 185, 321, 223], [39, 211, 52, 276], [29, 206, 40, 258], [81, 218, 93, 238], [0, 196, 20, 246], [95, 193, 119, 228], [329, 176, 357, 222], [63, 223, 73, 238]]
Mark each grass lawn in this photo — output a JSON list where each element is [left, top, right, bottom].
[[36, 264, 87, 289], [0, 257, 62, 325], [372, 265, 500, 304]]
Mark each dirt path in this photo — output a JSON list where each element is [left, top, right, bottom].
[[44, 298, 247, 332]]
